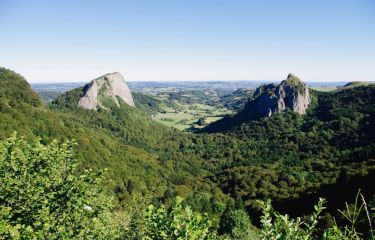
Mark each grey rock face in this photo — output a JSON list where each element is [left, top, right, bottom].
[[78, 72, 135, 110], [249, 73, 311, 118]]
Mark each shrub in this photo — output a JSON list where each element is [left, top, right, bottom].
[[258, 198, 326, 240], [141, 196, 220, 240], [219, 208, 258, 239], [258, 195, 374, 240], [0, 134, 122, 239]]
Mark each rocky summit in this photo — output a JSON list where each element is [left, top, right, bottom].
[[78, 72, 135, 110], [249, 73, 311, 118]]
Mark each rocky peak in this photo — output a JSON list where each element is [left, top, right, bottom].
[[287, 73, 295, 79], [286, 73, 299, 81], [78, 72, 135, 110], [249, 74, 311, 118], [283, 73, 304, 87]]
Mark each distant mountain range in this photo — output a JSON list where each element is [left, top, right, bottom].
[[31, 80, 354, 92]]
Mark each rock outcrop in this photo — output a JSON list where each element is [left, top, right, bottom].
[[78, 72, 134, 110], [248, 73, 311, 118]]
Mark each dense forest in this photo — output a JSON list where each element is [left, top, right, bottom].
[[0, 67, 374, 239]]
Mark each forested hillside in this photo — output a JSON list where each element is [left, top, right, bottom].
[[196, 84, 375, 215], [0, 68, 229, 214], [1, 67, 374, 238]]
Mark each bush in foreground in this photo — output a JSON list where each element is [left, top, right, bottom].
[[0, 134, 122, 239], [258, 194, 374, 240]]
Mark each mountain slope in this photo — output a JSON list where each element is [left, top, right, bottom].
[[202, 74, 312, 132], [219, 88, 254, 110], [0, 68, 227, 211], [191, 84, 375, 216], [338, 81, 373, 90], [0, 68, 41, 108]]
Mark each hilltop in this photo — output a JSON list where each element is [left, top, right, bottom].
[[78, 72, 134, 109], [52, 72, 134, 110], [340, 81, 373, 89], [0, 68, 42, 108], [202, 73, 311, 132], [311, 81, 374, 92]]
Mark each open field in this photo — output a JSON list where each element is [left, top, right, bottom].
[[153, 101, 232, 130], [310, 86, 338, 92]]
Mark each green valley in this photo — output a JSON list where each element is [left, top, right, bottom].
[[1, 68, 374, 239]]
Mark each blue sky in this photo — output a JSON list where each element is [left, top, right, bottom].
[[1, 0, 374, 83]]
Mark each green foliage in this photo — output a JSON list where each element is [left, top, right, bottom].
[[219, 208, 258, 239], [0, 68, 41, 108], [0, 68, 231, 216], [162, 90, 220, 107], [1, 68, 375, 238], [257, 194, 375, 240], [259, 198, 326, 240], [132, 92, 164, 115], [0, 133, 373, 239], [193, 86, 375, 218], [219, 88, 254, 111], [324, 190, 374, 240], [0, 134, 123, 239], [139, 196, 219, 240], [341, 81, 372, 89], [50, 86, 84, 109]]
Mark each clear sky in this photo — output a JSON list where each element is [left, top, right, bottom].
[[1, 0, 374, 83]]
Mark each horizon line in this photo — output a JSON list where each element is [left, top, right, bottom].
[[29, 79, 373, 84]]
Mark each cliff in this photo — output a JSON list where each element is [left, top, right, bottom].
[[78, 72, 134, 110], [249, 73, 311, 118]]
